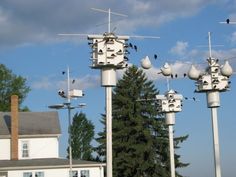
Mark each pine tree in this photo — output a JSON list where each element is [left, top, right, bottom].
[[69, 112, 95, 161], [96, 66, 188, 177]]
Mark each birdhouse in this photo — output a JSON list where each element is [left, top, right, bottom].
[[88, 33, 129, 69], [155, 90, 183, 113], [194, 58, 231, 92], [69, 89, 84, 98]]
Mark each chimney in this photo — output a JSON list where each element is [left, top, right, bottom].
[[11, 95, 19, 160]]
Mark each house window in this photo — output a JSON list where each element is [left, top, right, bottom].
[[80, 170, 89, 177], [35, 172, 44, 177], [23, 172, 32, 177], [72, 171, 78, 177], [22, 141, 29, 158]]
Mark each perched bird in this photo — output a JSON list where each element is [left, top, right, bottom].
[[171, 74, 174, 79], [193, 97, 196, 101], [124, 56, 129, 60], [134, 45, 137, 52], [184, 97, 188, 100], [72, 79, 75, 84], [226, 18, 230, 24], [175, 74, 178, 78], [183, 73, 187, 77]]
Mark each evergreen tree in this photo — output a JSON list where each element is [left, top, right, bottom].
[[69, 112, 95, 161], [94, 114, 106, 162], [96, 66, 188, 177], [0, 64, 30, 111]]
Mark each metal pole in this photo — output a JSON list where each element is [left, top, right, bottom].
[[106, 86, 112, 177], [67, 67, 72, 177], [68, 105, 73, 177], [208, 32, 212, 58], [168, 125, 175, 177], [67, 66, 71, 103], [108, 8, 111, 33], [211, 107, 221, 177]]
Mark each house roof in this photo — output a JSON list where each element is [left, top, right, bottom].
[[0, 158, 105, 171], [0, 112, 61, 137]]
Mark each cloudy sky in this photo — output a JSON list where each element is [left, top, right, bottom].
[[1, 1, 236, 177]]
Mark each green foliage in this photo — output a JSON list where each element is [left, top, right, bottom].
[[96, 66, 188, 177], [0, 64, 30, 111], [69, 112, 95, 161]]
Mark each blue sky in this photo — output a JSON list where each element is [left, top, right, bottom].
[[1, 0, 236, 177]]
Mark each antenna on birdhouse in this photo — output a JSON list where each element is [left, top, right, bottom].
[[208, 32, 212, 58], [91, 8, 128, 33]]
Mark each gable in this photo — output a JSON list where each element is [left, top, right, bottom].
[[0, 112, 61, 137]]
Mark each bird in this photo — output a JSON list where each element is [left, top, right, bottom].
[[125, 50, 130, 54], [183, 73, 187, 77], [154, 54, 158, 59], [124, 56, 129, 60], [129, 43, 133, 48], [175, 74, 178, 78], [72, 79, 75, 84], [99, 49, 103, 53], [171, 74, 174, 79], [184, 97, 188, 100], [193, 97, 196, 101], [134, 45, 137, 52], [62, 71, 66, 75], [226, 18, 230, 24]]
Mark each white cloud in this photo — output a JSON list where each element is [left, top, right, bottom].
[[31, 74, 100, 90], [230, 31, 236, 43], [31, 77, 54, 90], [0, 0, 215, 48], [170, 41, 189, 56], [141, 61, 192, 81]]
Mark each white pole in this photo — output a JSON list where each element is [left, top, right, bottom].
[[68, 106, 73, 177], [106, 86, 113, 177], [168, 125, 175, 177], [211, 107, 221, 177]]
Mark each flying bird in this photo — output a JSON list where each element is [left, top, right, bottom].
[[129, 43, 133, 48], [62, 71, 66, 75], [154, 54, 158, 59]]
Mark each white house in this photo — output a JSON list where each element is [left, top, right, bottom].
[[0, 95, 105, 177]]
